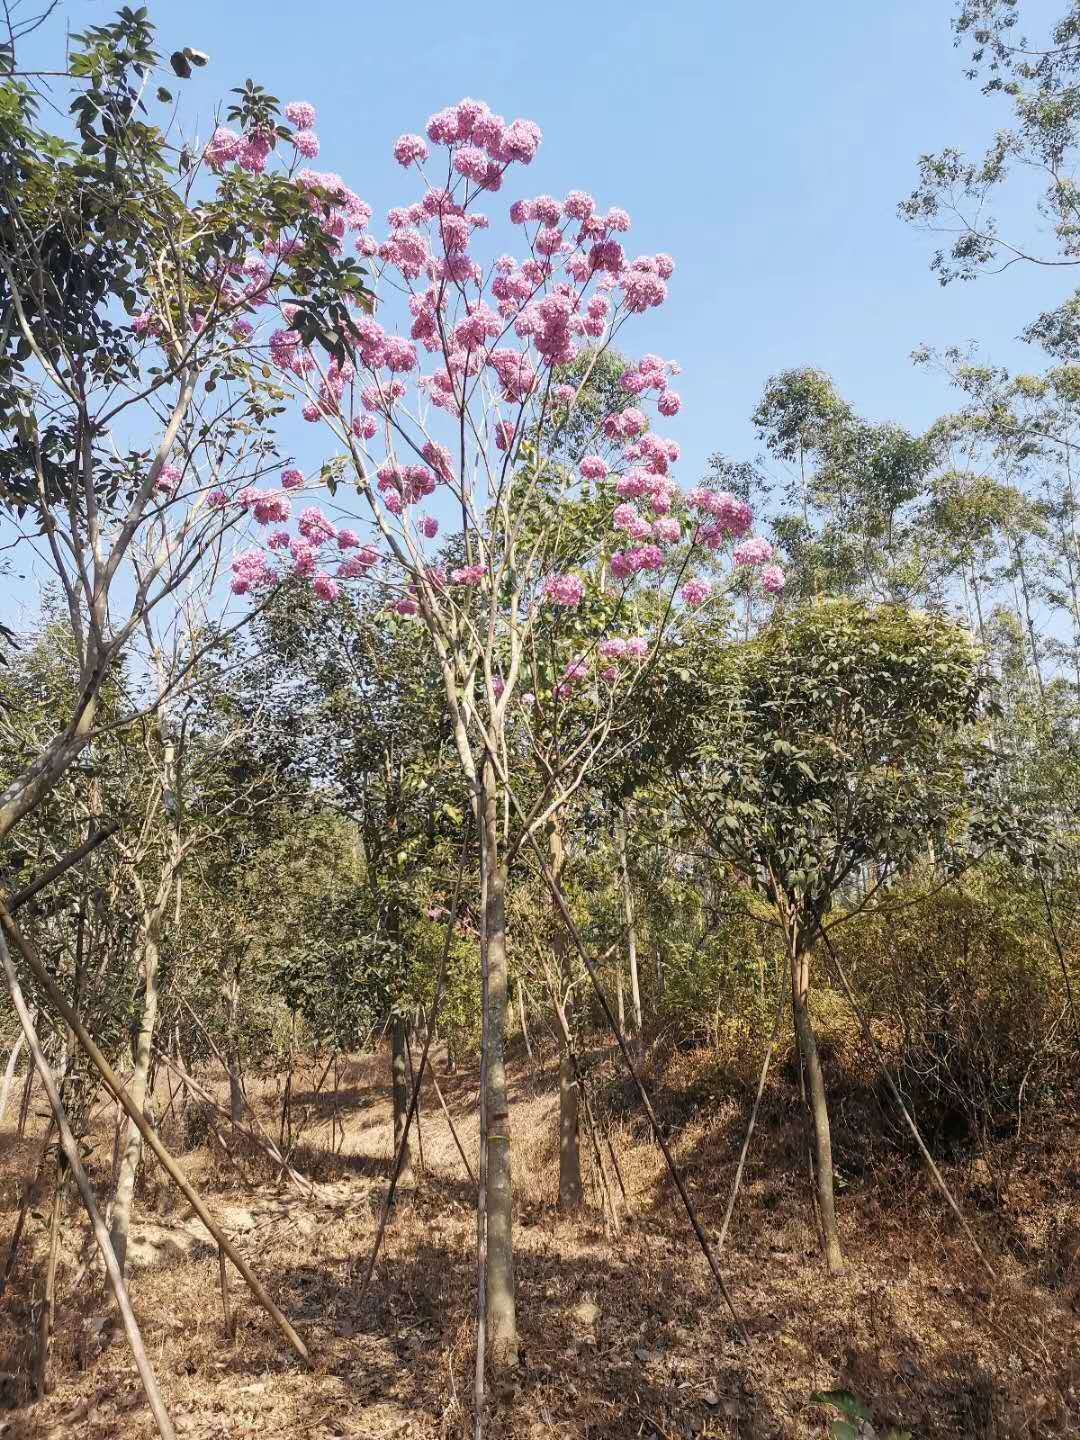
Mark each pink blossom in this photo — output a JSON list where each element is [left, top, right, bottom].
[[252, 492, 292, 525], [689, 490, 753, 541], [394, 597, 419, 616], [230, 550, 276, 595], [339, 550, 376, 578], [383, 336, 418, 372], [281, 468, 304, 490], [657, 390, 681, 416], [292, 130, 320, 159], [298, 506, 337, 545], [495, 420, 516, 451], [451, 564, 485, 587], [207, 489, 228, 509], [205, 126, 241, 169], [238, 130, 273, 174], [491, 676, 506, 699], [564, 190, 595, 220], [393, 133, 429, 166], [419, 516, 439, 539], [543, 573, 585, 608], [655, 253, 675, 279], [652, 516, 681, 545], [625, 636, 649, 659], [499, 117, 542, 164], [579, 455, 608, 481], [761, 564, 786, 594], [268, 530, 291, 551], [337, 529, 361, 550], [154, 463, 183, 494], [621, 268, 667, 313], [422, 441, 454, 482], [599, 638, 627, 659], [285, 101, 317, 129], [352, 414, 378, 440], [313, 572, 340, 603], [604, 407, 646, 440], [733, 536, 774, 566], [600, 666, 619, 684], [681, 578, 712, 607]]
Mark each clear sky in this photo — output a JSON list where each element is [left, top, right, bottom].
[[4, 0, 1070, 629], [156, 0, 1069, 480]]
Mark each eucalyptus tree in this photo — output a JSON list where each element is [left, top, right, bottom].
[[746, 368, 945, 605], [902, 0, 1080, 348]]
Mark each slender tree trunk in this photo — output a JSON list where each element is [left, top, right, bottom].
[[0, 1027, 27, 1124], [616, 808, 643, 1048], [390, 1016, 415, 1190], [788, 931, 843, 1273], [16, 1053, 35, 1137], [482, 772, 517, 1369], [550, 818, 583, 1213], [226, 957, 246, 1124], [110, 921, 162, 1276], [517, 984, 533, 1062], [558, 1047, 584, 1212]]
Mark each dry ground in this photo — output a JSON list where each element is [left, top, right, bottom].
[[0, 1034, 1077, 1439]]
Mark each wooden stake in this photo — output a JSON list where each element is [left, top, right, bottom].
[[218, 1246, 234, 1339]]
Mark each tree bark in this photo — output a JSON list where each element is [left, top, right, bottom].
[[789, 933, 843, 1273], [226, 956, 247, 1124], [390, 1016, 415, 1190], [0, 1026, 27, 1124], [550, 818, 584, 1213], [110, 914, 162, 1276], [482, 772, 518, 1369]]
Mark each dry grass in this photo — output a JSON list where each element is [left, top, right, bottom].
[[0, 1032, 1077, 1439]]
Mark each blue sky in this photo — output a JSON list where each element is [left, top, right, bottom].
[[4, 0, 1070, 626], [152, 0, 1069, 480]]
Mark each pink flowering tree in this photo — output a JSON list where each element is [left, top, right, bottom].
[[212, 94, 785, 1368]]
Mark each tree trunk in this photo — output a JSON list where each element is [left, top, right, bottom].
[[549, 818, 583, 1213], [482, 774, 518, 1369], [390, 1016, 415, 1190], [110, 922, 162, 1276], [0, 1027, 27, 1124], [558, 1047, 584, 1212], [226, 957, 246, 1124], [517, 984, 533, 1061], [789, 935, 843, 1273]]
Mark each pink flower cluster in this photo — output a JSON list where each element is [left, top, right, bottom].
[[207, 95, 789, 628], [230, 550, 276, 595], [544, 573, 585, 608]]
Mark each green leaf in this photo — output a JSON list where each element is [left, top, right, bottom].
[[169, 51, 192, 78], [811, 1391, 874, 1423], [827, 1423, 861, 1440], [156, 86, 172, 103]]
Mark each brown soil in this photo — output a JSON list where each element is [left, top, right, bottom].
[[0, 1037, 1077, 1439]]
